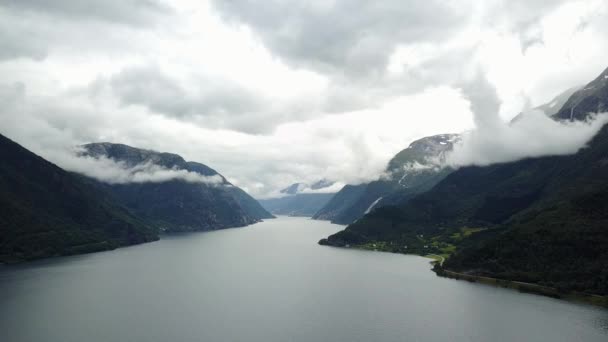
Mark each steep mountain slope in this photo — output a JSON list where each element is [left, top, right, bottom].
[[510, 86, 581, 123], [315, 180, 394, 224], [312, 184, 367, 220], [443, 123, 608, 294], [320, 82, 599, 226], [536, 86, 582, 117], [0, 134, 158, 263], [227, 186, 275, 221], [321, 122, 608, 294], [554, 66, 608, 121], [81, 143, 272, 232], [259, 181, 335, 217], [313, 134, 458, 224]]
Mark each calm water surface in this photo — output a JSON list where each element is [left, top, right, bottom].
[[1, 217, 607, 342]]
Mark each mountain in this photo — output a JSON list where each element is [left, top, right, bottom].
[[81, 143, 273, 232], [313, 134, 458, 224], [258, 193, 335, 217], [312, 184, 367, 220], [510, 86, 581, 123], [258, 181, 336, 217], [536, 86, 582, 117], [280, 183, 306, 195], [227, 186, 276, 221], [320, 68, 608, 295], [322, 123, 608, 294], [312, 180, 394, 224], [554, 66, 608, 121], [310, 179, 334, 190], [0, 135, 158, 263]]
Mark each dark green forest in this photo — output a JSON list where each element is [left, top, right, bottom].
[[0, 135, 158, 263]]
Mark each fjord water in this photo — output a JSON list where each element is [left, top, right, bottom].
[[1, 217, 606, 342]]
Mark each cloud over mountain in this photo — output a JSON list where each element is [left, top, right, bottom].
[[445, 71, 608, 167], [1, 0, 608, 197], [59, 151, 225, 185]]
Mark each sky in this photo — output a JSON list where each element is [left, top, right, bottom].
[[1, 0, 608, 198]]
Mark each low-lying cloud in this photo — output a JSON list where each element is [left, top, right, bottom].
[[2, 0, 608, 198], [260, 182, 347, 199], [447, 74, 608, 166], [57, 150, 225, 185], [401, 161, 442, 172], [447, 111, 608, 166], [298, 182, 346, 194]]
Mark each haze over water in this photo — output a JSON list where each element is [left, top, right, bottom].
[[1, 217, 606, 342]]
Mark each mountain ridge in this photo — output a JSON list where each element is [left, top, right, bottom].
[[554, 66, 608, 121], [259, 181, 336, 217], [80, 143, 273, 232], [319, 66, 608, 295], [0, 135, 158, 263], [313, 134, 458, 224]]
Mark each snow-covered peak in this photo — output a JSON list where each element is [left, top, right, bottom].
[[280, 180, 337, 195]]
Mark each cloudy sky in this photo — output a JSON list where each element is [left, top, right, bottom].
[[1, 0, 608, 198]]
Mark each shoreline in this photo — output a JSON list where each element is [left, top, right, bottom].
[[433, 266, 608, 308], [319, 242, 608, 308]]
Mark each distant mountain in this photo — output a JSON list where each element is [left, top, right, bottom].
[[258, 193, 335, 217], [554, 66, 608, 121], [280, 183, 306, 195], [310, 179, 334, 190], [313, 134, 458, 224], [279, 180, 334, 195], [320, 67, 608, 295], [0, 135, 158, 263], [259, 181, 336, 217], [81, 143, 273, 232]]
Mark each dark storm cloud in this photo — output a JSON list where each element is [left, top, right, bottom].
[[109, 66, 192, 116], [106, 65, 274, 133], [481, 0, 570, 52], [211, 0, 470, 79], [1, 0, 172, 26], [206, 0, 581, 119], [0, 7, 49, 61], [0, 23, 47, 61], [0, 0, 173, 61], [1, 0, 607, 197], [210, 1, 578, 80]]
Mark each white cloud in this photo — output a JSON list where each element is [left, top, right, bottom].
[[1, 0, 607, 198], [298, 182, 347, 195], [446, 71, 608, 167], [447, 111, 608, 167], [57, 151, 225, 185], [0, 81, 473, 198]]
